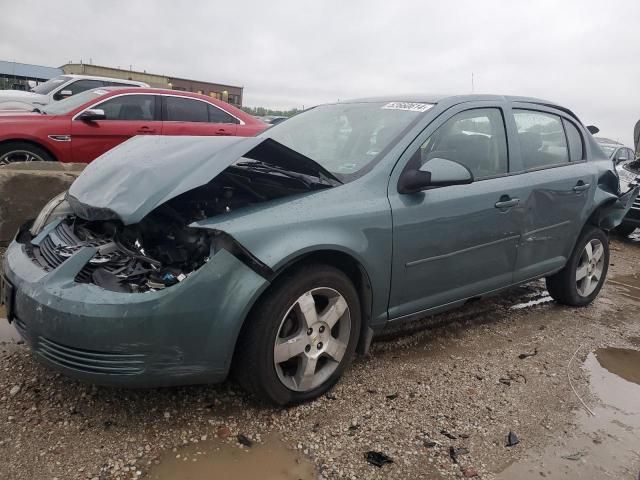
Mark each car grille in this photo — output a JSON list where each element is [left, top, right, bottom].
[[36, 336, 145, 375], [13, 317, 28, 341], [30, 222, 109, 271], [631, 195, 640, 212]]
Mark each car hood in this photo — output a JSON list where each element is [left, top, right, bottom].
[[68, 135, 341, 225], [0, 90, 47, 106]]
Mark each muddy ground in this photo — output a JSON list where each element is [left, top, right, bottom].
[[0, 235, 639, 480]]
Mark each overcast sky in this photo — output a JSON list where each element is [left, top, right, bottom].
[[1, 0, 638, 144]]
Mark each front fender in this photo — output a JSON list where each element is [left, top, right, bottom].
[[192, 190, 393, 326]]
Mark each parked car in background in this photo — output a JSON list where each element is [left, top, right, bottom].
[[0, 74, 149, 112], [595, 137, 639, 236], [260, 115, 288, 126], [0, 87, 267, 165], [2, 94, 636, 405], [614, 152, 640, 236]]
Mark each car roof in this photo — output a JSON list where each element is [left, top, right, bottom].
[[62, 74, 148, 86], [339, 93, 579, 118], [97, 86, 221, 99]]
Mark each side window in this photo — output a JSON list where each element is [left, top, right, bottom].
[[418, 108, 508, 179], [94, 95, 156, 121], [64, 79, 104, 96], [627, 148, 635, 161], [562, 119, 584, 161], [105, 81, 140, 88], [165, 97, 209, 122], [208, 104, 239, 124], [514, 110, 568, 169]]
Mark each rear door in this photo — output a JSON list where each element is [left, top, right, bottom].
[[71, 94, 161, 162], [161, 96, 239, 136], [507, 105, 593, 282], [387, 102, 522, 319]]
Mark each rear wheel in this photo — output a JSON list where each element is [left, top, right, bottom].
[[0, 142, 54, 166], [235, 264, 361, 405], [614, 223, 636, 237], [546, 226, 609, 307]]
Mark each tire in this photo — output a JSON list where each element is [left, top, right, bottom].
[[614, 223, 636, 237], [235, 264, 361, 405], [0, 141, 54, 166], [546, 226, 609, 307]]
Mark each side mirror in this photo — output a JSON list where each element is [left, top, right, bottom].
[[586, 125, 600, 135], [398, 158, 474, 194], [77, 108, 106, 122]]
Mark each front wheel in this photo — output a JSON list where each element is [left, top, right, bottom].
[[0, 141, 54, 166], [546, 226, 609, 307], [235, 264, 361, 405]]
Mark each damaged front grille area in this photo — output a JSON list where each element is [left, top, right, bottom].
[[29, 221, 104, 271], [26, 217, 212, 293], [26, 160, 328, 293]]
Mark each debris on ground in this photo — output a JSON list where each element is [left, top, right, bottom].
[[519, 348, 538, 359], [462, 466, 479, 477], [506, 431, 520, 447], [237, 434, 253, 447], [561, 451, 587, 461], [449, 446, 470, 464], [441, 429, 457, 440], [365, 451, 394, 467]]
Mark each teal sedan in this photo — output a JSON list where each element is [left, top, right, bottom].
[[1, 95, 636, 405]]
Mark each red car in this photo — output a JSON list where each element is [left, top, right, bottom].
[[0, 87, 267, 165]]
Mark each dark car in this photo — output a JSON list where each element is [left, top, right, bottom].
[[2, 94, 636, 405], [596, 138, 639, 236]]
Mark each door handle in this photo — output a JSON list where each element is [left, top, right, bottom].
[[573, 182, 590, 192], [136, 126, 156, 134], [216, 128, 232, 136], [495, 196, 520, 209]]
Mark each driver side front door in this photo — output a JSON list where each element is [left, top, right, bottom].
[[387, 103, 521, 320]]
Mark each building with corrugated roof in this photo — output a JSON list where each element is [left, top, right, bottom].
[[0, 60, 63, 90], [0, 60, 244, 106]]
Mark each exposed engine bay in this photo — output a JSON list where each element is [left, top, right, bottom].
[[28, 162, 334, 292]]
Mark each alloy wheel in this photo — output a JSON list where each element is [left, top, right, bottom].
[[576, 238, 605, 297], [273, 287, 351, 392], [0, 150, 46, 166]]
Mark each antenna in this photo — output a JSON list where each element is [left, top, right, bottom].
[[471, 72, 474, 93]]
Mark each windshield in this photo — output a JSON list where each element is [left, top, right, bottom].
[[599, 144, 617, 157], [41, 88, 110, 115], [30, 75, 71, 95], [261, 102, 432, 181]]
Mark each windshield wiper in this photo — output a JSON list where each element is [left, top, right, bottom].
[[32, 107, 45, 114], [233, 160, 330, 188]]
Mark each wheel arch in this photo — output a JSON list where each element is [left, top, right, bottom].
[[234, 248, 375, 365], [0, 138, 58, 162]]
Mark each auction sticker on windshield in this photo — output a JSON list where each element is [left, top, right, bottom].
[[382, 102, 433, 112]]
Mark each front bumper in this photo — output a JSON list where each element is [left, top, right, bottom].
[[2, 239, 269, 387]]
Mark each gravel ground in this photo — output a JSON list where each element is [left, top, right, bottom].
[[0, 236, 639, 479]]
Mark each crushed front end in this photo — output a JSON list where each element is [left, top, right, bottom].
[[1, 136, 339, 387]]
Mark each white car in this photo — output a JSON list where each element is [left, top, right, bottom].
[[0, 74, 149, 111]]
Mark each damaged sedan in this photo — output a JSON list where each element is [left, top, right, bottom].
[[1, 95, 637, 405]]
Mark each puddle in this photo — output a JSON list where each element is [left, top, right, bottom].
[[497, 347, 640, 479], [610, 273, 640, 303], [0, 306, 21, 343], [146, 434, 317, 480]]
